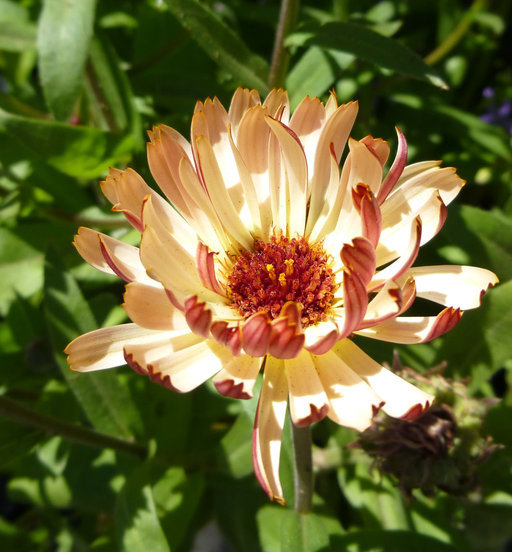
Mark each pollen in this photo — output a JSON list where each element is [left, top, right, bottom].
[[227, 234, 339, 326]]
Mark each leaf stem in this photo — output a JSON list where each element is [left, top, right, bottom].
[[0, 394, 148, 459], [291, 420, 313, 513], [268, 0, 301, 89], [424, 0, 487, 66]]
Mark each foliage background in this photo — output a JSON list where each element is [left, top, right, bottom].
[[0, 0, 511, 550]]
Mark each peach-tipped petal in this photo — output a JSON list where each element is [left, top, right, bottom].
[[242, 312, 272, 357], [377, 127, 407, 203]]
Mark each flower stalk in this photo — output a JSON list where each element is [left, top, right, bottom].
[[291, 420, 313, 513], [268, 0, 300, 89]]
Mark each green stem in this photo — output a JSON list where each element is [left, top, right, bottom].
[[424, 0, 487, 66], [268, 0, 301, 89], [291, 421, 313, 513], [0, 395, 148, 459]]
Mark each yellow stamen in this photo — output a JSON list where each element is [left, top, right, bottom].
[[266, 263, 276, 281], [284, 259, 294, 276], [278, 273, 287, 287]]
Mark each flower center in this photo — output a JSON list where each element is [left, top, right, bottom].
[[227, 235, 339, 326]]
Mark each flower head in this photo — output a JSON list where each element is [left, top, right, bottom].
[[65, 88, 498, 504]]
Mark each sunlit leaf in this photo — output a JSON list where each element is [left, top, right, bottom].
[[37, 0, 97, 121], [116, 465, 171, 552], [281, 510, 332, 552]]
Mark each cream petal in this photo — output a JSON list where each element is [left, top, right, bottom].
[[195, 135, 253, 250], [124, 337, 228, 393], [377, 190, 447, 266], [382, 164, 464, 230], [228, 87, 261, 139], [304, 319, 339, 355], [355, 307, 463, 344], [253, 356, 288, 504], [263, 88, 290, 122], [73, 227, 154, 285], [65, 324, 175, 372], [265, 116, 308, 236], [308, 101, 359, 228], [285, 350, 329, 426], [123, 282, 188, 331], [312, 349, 381, 431], [360, 135, 390, 167], [408, 265, 498, 309], [369, 216, 421, 290], [359, 280, 402, 328], [288, 95, 326, 172], [213, 354, 262, 399], [333, 339, 434, 420]]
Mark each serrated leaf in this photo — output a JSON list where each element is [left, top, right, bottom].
[[37, 0, 97, 121], [286, 21, 447, 89], [0, 108, 134, 178], [116, 465, 171, 552], [165, 0, 269, 93], [44, 247, 143, 438]]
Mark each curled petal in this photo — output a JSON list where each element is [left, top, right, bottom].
[[339, 270, 368, 339], [211, 321, 242, 356], [333, 339, 434, 420], [360, 135, 390, 166], [359, 280, 402, 329], [340, 237, 376, 288], [355, 307, 463, 344], [377, 127, 408, 203], [253, 357, 288, 504], [370, 216, 421, 291], [73, 227, 152, 285], [242, 312, 272, 357], [65, 324, 174, 372], [352, 183, 382, 248], [196, 242, 224, 295], [213, 355, 262, 399], [184, 296, 213, 338], [304, 320, 339, 355], [408, 265, 499, 309]]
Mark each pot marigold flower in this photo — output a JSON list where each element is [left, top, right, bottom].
[[65, 88, 498, 504]]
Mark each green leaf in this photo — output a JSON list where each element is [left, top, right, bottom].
[[0, 108, 134, 178], [37, 0, 97, 121], [87, 33, 143, 145], [0, 418, 40, 468], [0, 21, 36, 52], [153, 467, 205, 550], [281, 510, 332, 552], [165, 0, 269, 93], [0, 227, 44, 316], [334, 529, 459, 551], [286, 47, 335, 109], [44, 247, 144, 438], [286, 21, 447, 89], [116, 465, 171, 552]]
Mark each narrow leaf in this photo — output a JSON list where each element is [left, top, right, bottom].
[[37, 0, 97, 121], [286, 21, 447, 89], [165, 0, 269, 93]]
